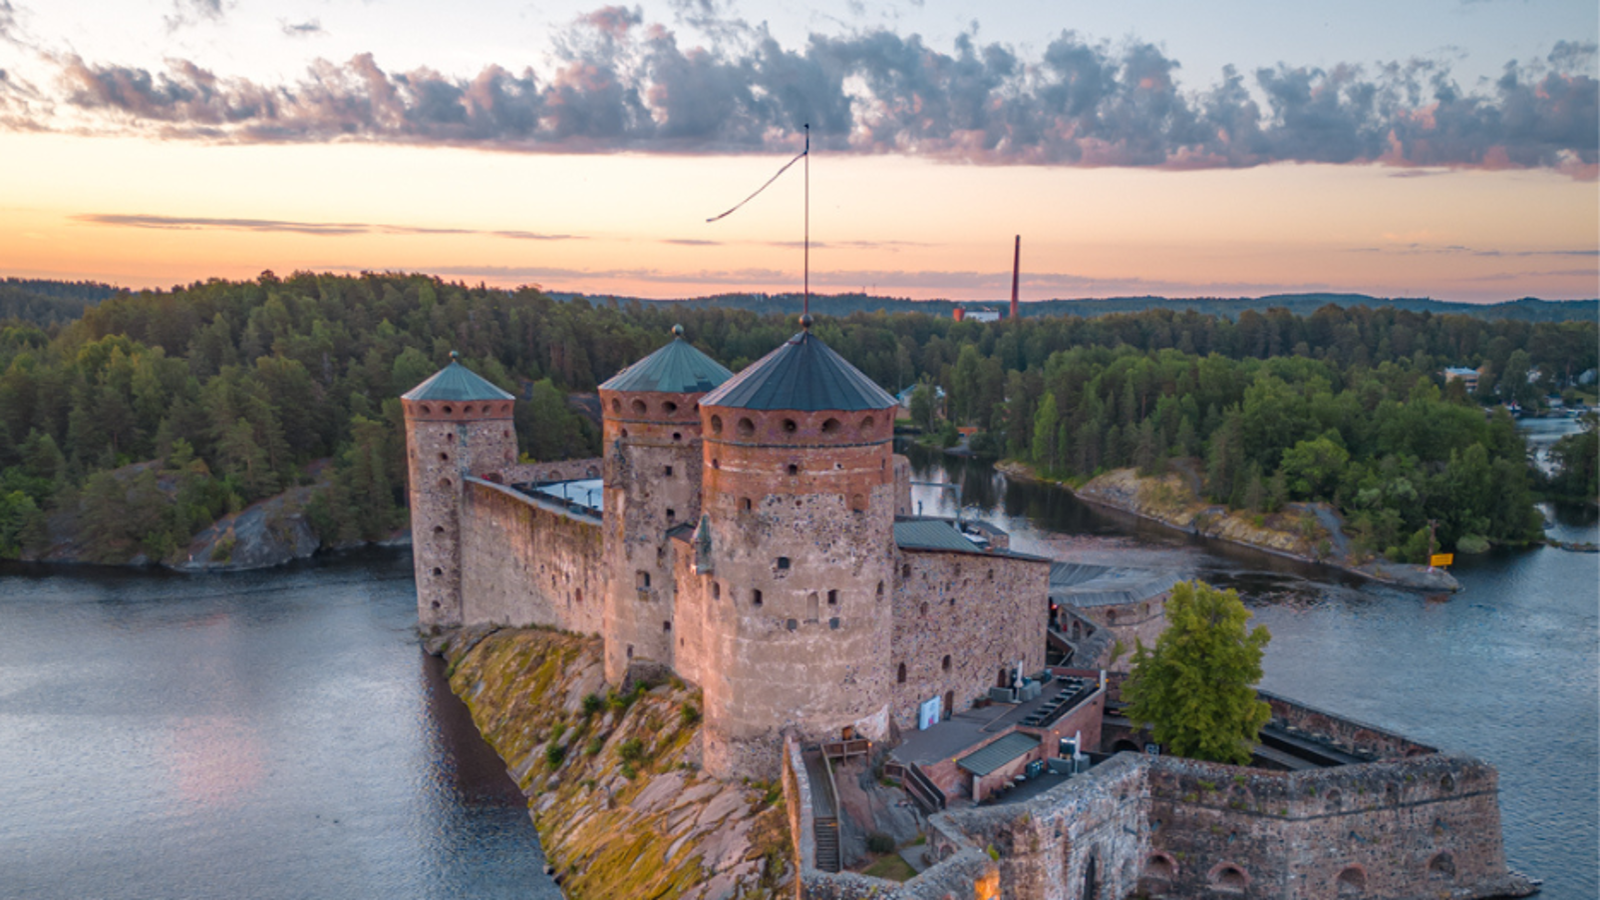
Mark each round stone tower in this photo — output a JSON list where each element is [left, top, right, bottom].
[[694, 320, 902, 779], [401, 353, 518, 631], [599, 326, 732, 684]]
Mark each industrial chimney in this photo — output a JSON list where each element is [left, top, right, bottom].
[[1010, 235, 1021, 321]]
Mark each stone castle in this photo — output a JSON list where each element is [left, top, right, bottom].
[[403, 323, 1050, 780], [402, 326, 1535, 900]]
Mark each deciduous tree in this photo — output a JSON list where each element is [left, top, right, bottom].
[[1122, 581, 1271, 765]]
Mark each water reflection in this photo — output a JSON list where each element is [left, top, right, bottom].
[[0, 551, 559, 900]]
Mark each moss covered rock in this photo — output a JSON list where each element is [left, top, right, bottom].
[[435, 628, 792, 900]]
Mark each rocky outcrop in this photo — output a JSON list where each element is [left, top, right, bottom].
[[175, 486, 322, 571], [431, 627, 792, 900], [1001, 461, 1459, 592]]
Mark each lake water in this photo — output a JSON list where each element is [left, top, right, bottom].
[[903, 435, 1598, 900], [2, 432, 1593, 899], [0, 551, 562, 900]]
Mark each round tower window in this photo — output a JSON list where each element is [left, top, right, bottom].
[[419, 404, 431, 414], [442, 405, 454, 414], [611, 399, 622, 413], [463, 405, 473, 413], [631, 399, 647, 415], [822, 418, 841, 434], [861, 415, 875, 431], [662, 401, 678, 414], [439, 452, 449, 461], [782, 418, 798, 433], [711, 415, 723, 434], [737, 417, 754, 436]]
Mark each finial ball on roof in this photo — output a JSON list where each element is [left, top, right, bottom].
[[450, 350, 460, 361], [799, 313, 813, 330], [672, 324, 685, 338]]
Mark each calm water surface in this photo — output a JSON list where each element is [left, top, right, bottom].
[[2, 436, 1592, 899], [904, 440, 1598, 900], [0, 550, 561, 900]]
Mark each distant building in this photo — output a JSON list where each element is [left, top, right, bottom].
[[959, 307, 1001, 323], [1442, 366, 1482, 393]]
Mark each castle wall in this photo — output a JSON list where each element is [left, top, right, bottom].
[[1142, 754, 1522, 900], [500, 458, 603, 484], [1071, 595, 1167, 670], [669, 533, 712, 689], [458, 478, 604, 634], [1261, 690, 1436, 759], [889, 550, 1050, 730]]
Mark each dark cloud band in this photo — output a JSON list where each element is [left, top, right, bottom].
[[41, 11, 1600, 175], [75, 213, 581, 241]]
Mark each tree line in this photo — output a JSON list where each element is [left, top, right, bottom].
[[0, 271, 1594, 563]]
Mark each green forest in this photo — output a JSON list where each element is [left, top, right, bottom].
[[0, 271, 1594, 564]]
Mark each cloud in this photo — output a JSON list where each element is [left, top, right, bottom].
[[29, 8, 1600, 176], [165, 0, 228, 32], [281, 19, 324, 38], [74, 213, 583, 241]]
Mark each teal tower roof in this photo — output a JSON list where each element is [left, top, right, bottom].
[[700, 330, 897, 412], [402, 354, 515, 402], [600, 327, 733, 394]]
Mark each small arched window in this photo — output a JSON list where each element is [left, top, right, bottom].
[[861, 415, 875, 431], [711, 414, 723, 434], [740, 497, 753, 511], [1336, 867, 1365, 897], [781, 418, 798, 433], [751, 589, 763, 607], [662, 400, 678, 414], [737, 417, 755, 436], [942, 655, 951, 671], [776, 556, 790, 570], [611, 398, 621, 413], [711, 582, 721, 600], [897, 663, 907, 684], [786, 463, 799, 476], [1429, 853, 1456, 879], [1214, 864, 1248, 890], [827, 589, 838, 606], [631, 399, 647, 415], [822, 417, 841, 434]]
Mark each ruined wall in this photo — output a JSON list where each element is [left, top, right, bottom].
[[458, 478, 604, 634], [698, 405, 898, 780], [1142, 754, 1527, 900], [889, 551, 1049, 730]]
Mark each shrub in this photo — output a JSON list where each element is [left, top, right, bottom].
[[581, 693, 604, 716], [679, 704, 701, 726], [584, 737, 604, 757], [866, 832, 895, 854], [618, 738, 645, 762], [544, 744, 566, 768], [619, 762, 637, 780]]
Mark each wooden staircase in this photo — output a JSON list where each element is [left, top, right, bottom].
[[813, 818, 841, 873]]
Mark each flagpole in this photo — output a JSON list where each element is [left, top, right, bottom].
[[803, 122, 810, 324]]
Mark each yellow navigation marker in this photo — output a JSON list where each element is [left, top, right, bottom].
[[1430, 553, 1454, 567]]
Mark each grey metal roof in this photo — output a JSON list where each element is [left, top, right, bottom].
[[700, 330, 898, 412], [600, 336, 733, 394], [1049, 563, 1181, 608], [895, 517, 1052, 562], [957, 732, 1040, 777], [402, 360, 515, 402], [895, 519, 987, 554]]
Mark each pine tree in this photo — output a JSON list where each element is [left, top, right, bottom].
[[1122, 581, 1271, 765]]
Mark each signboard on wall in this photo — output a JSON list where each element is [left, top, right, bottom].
[[918, 696, 943, 731]]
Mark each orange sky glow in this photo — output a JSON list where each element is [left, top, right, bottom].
[[2, 127, 1594, 304]]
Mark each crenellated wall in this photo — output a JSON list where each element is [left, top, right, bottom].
[[458, 477, 604, 634], [888, 549, 1049, 730]]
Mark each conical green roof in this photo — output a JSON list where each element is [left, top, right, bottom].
[[402, 359, 514, 402], [700, 330, 897, 412], [600, 331, 733, 394]]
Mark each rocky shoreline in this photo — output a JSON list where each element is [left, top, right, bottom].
[[426, 626, 792, 900], [996, 460, 1462, 593]]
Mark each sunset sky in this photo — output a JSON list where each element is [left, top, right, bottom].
[[1, 0, 1595, 303]]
